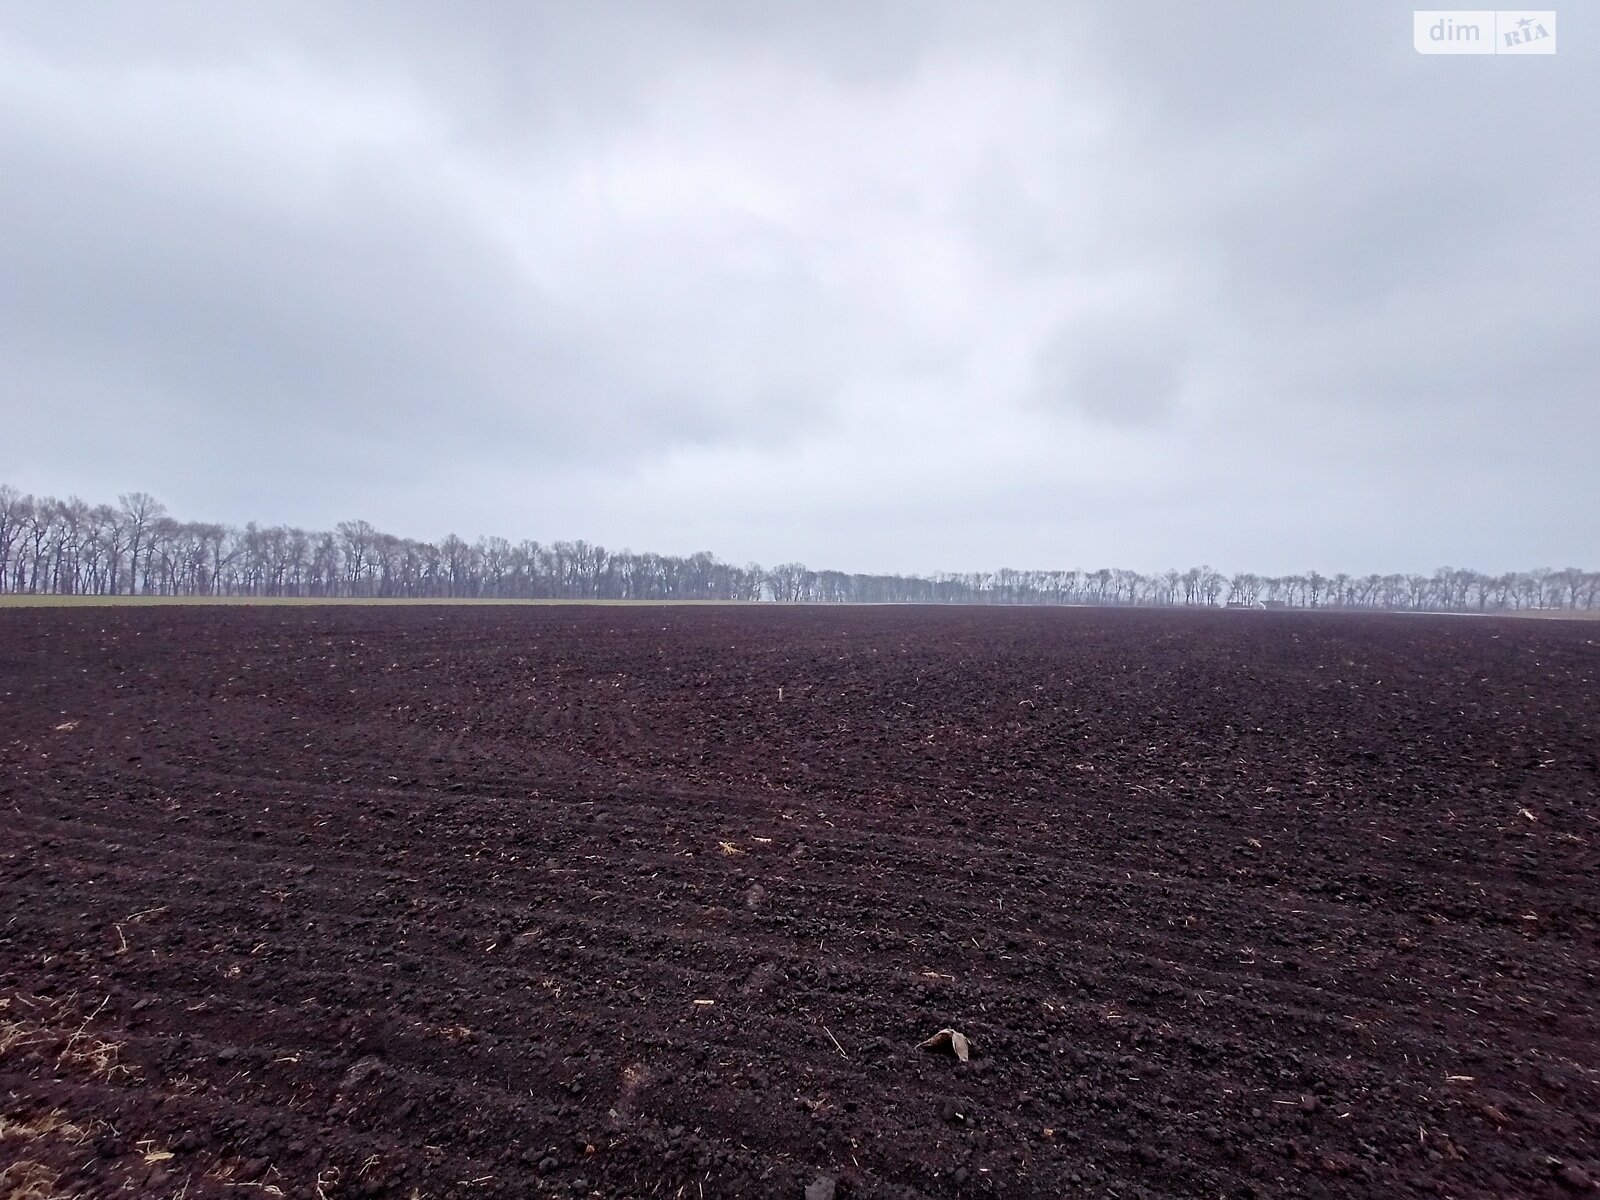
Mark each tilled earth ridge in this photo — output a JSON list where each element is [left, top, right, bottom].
[[0, 604, 1596, 1199]]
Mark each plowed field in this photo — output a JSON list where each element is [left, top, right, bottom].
[[2, 604, 1596, 1199]]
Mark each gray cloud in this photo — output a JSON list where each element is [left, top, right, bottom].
[[1, 1, 1594, 574], [1034, 322, 1187, 427]]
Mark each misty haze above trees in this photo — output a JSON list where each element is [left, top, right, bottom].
[[1, 485, 1595, 611]]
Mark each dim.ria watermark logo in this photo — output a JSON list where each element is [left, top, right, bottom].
[[1415, 10, 1556, 53]]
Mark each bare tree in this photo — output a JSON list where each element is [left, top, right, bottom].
[[117, 492, 167, 595]]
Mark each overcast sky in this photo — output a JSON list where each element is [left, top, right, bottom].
[[1, 2, 1593, 575]]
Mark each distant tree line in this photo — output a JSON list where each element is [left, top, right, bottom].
[[1, 484, 1596, 611]]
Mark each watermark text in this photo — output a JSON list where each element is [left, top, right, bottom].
[[1414, 10, 1556, 54]]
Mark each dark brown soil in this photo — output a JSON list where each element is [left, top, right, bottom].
[[2, 605, 1597, 1199]]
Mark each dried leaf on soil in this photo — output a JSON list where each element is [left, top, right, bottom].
[[918, 1027, 971, 1061]]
